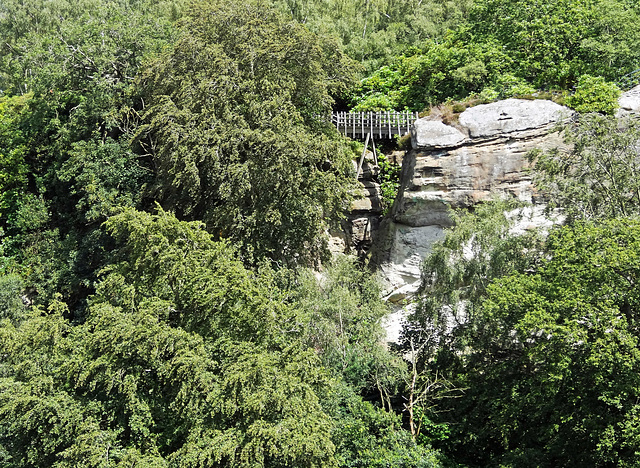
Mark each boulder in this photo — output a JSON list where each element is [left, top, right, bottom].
[[412, 120, 466, 149], [618, 85, 640, 116], [392, 130, 566, 227], [458, 98, 571, 138], [349, 181, 382, 213]]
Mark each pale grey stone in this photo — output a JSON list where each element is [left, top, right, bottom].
[[391, 130, 566, 229], [377, 223, 446, 287], [458, 98, 571, 138], [380, 303, 415, 344], [371, 100, 570, 327], [349, 182, 382, 213], [411, 119, 466, 149], [618, 85, 640, 116]]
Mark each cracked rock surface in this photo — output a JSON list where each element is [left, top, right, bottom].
[[371, 99, 574, 342], [618, 84, 640, 117]]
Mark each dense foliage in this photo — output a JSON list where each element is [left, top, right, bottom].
[[350, 0, 640, 110], [0, 0, 443, 465], [404, 114, 640, 466], [531, 114, 640, 221], [440, 219, 640, 466], [0, 208, 442, 466], [2, 0, 640, 465], [270, 0, 473, 74], [136, 0, 356, 264], [2, 209, 336, 466]]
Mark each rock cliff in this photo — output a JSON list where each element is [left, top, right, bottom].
[[618, 84, 640, 117], [340, 87, 640, 341], [334, 151, 405, 257], [371, 98, 574, 304]]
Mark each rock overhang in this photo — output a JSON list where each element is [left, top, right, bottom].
[[412, 98, 574, 149]]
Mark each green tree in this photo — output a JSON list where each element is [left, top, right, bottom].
[[349, 38, 514, 110], [566, 75, 621, 115], [136, 0, 357, 264], [323, 381, 444, 468], [269, 0, 473, 74], [0, 274, 27, 323], [444, 219, 640, 466], [290, 257, 405, 405], [350, 0, 640, 110], [0, 208, 337, 467], [0, 0, 183, 92], [0, 207, 449, 467], [465, 0, 640, 88], [0, 1, 173, 305], [530, 114, 640, 222], [398, 200, 545, 455], [403, 200, 544, 366], [0, 95, 29, 229]]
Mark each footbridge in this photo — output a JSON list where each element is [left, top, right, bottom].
[[331, 111, 419, 140], [330, 111, 419, 178]]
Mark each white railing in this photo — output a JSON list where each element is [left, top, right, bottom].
[[331, 111, 419, 139]]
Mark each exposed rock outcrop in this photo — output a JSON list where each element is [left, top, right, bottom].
[[340, 159, 383, 256], [372, 99, 574, 304], [457, 99, 568, 138], [371, 92, 640, 341], [411, 120, 466, 149], [335, 151, 405, 256], [618, 84, 640, 117]]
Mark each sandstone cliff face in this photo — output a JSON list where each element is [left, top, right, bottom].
[[372, 99, 574, 302], [618, 84, 640, 117], [364, 88, 640, 341]]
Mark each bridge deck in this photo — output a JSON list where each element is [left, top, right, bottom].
[[331, 111, 419, 139]]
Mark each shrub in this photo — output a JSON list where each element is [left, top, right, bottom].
[[566, 75, 621, 115], [378, 153, 402, 214]]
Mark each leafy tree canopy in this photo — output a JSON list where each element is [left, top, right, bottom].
[[0, 208, 336, 467], [136, 0, 358, 264], [403, 200, 545, 365], [445, 218, 640, 466], [0, 0, 174, 306], [0, 95, 29, 229], [0, 208, 444, 467], [404, 201, 640, 466], [530, 114, 640, 222], [290, 257, 405, 401], [0, 0, 183, 93], [270, 0, 473, 74], [403, 111, 640, 464], [351, 0, 640, 110]]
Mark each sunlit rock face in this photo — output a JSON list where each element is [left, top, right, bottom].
[[371, 99, 573, 340], [457, 98, 569, 138], [618, 84, 640, 117]]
